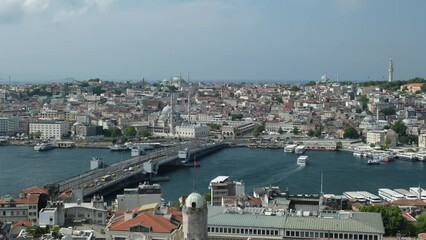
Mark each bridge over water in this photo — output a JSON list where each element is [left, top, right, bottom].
[[55, 142, 227, 198]]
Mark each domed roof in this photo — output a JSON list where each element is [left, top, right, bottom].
[[185, 192, 204, 208], [363, 115, 375, 122], [162, 105, 172, 114]]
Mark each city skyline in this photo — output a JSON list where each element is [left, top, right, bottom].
[[0, 0, 426, 83]]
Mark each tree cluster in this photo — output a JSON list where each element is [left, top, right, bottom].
[[343, 126, 359, 139], [252, 125, 265, 137]]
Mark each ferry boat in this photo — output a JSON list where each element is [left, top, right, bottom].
[[34, 140, 56, 151], [284, 144, 297, 153], [297, 155, 308, 166], [395, 153, 418, 161], [109, 144, 130, 151], [295, 145, 306, 154]]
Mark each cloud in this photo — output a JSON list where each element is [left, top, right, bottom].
[[53, 0, 114, 23], [0, 0, 50, 23]]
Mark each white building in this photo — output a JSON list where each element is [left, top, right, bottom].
[[29, 121, 70, 140], [419, 134, 426, 149], [0, 194, 40, 224], [366, 130, 385, 146], [175, 124, 209, 138]]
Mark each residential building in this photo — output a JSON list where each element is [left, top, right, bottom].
[[419, 134, 426, 149], [209, 176, 245, 206], [400, 83, 423, 93], [29, 121, 70, 140], [0, 116, 20, 135], [0, 194, 40, 224]]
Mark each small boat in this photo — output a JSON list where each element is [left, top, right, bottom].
[[353, 151, 362, 157], [34, 140, 56, 151], [367, 159, 380, 165], [284, 144, 297, 153], [297, 155, 308, 166], [109, 144, 130, 151], [295, 145, 306, 154]]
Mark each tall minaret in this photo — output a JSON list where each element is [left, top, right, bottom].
[[170, 93, 175, 135], [388, 59, 394, 82], [187, 92, 191, 123]]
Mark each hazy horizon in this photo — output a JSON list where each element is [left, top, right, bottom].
[[1, 0, 425, 83]]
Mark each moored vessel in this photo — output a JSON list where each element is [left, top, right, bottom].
[[34, 140, 56, 151], [297, 155, 308, 166]]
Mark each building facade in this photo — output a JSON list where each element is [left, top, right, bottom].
[[175, 124, 209, 138], [29, 121, 70, 140], [366, 130, 385, 146]]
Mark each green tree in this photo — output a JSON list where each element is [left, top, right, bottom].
[[204, 192, 211, 203], [231, 113, 243, 121], [208, 123, 221, 131], [292, 126, 299, 135], [381, 107, 396, 116], [93, 86, 105, 95], [305, 81, 316, 86], [314, 129, 322, 137], [421, 84, 426, 92], [252, 125, 265, 137], [416, 214, 426, 234], [102, 129, 111, 137], [123, 126, 137, 137], [336, 141, 343, 150], [139, 128, 152, 138], [290, 85, 300, 91], [278, 127, 284, 134], [110, 127, 122, 137], [343, 126, 359, 139], [307, 129, 315, 137], [358, 95, 369, 110], [398, 135, 409, 145], [384, 136, 391, 149], [391, 120, 407, 136], [360, 205, 408, 236]]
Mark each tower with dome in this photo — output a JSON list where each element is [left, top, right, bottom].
[[182, 192, 208, 240]]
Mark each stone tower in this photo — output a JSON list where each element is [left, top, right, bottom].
[[388, 59, 394, 82], [182, 192, 208, 240]]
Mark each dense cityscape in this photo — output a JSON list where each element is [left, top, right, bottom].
[[2, 0, 426, 240], [1, 69, 426, 239]]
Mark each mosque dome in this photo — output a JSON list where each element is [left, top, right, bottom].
[[363, 115, 375, 123], [162, 105, 172, 114], [185, 192, 204, 209]]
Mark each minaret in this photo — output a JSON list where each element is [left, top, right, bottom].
[[187, 92, 191, 123], [388, 59, 394, 82], [170, 93, 175, 135]]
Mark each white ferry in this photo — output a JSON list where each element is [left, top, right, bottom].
[[356, 191, 382, 203], [394, 188, 418, 200], [409, 187, 426, 200], [109, 144, 129, 151], [34, 140, 56, 151], [343, 191, 367, 203], [296, 155, 308, 166], [378, 188, 404, 202], [284, 144, 297, 153], [294, 145, 306, 154]]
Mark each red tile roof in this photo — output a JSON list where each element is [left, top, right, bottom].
[[392, 199, 426, 206], [109, 212, 178, 233], [247, 197, 262, 205], [21, 186, 49, 195], [12, 219, 33, 228], [0, 195, 39, 205]]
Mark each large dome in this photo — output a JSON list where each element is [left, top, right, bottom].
[[162, 105, 172, 114], [185, 192, 204, 209], [363, 115, 375, 123]]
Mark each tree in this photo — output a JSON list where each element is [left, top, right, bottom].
[[343, 126, 359, 139], [336, 141, 343, 150], [110, 127, 122, 137], [314, 129, 322, 137], [231, 113, 243, 121], [208, 123, 221, 131], [384, 136, 391, 149], [204, 192, 211, 203], [416, 214, 426, 234], [307, 129, 315, 137], [358, 95, 369, 110], [290, 85, 300, 92], [381, 107, 396, 116], [292, 126, 299, 135], [360, 205, 408, 236], [421, 84, 426, 92], [391, 120, 407, 136], [93, 86, 105, 95], [252, 125, 265, 137], [123, 126, 137, 137], [278, 127, 284, 134], [305, 81, 316, 86], [139, 128, 152, 138]]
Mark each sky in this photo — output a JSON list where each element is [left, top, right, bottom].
[[0, 0, 425, 83]]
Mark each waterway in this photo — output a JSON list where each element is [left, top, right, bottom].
[[1, 146, 426, 202]]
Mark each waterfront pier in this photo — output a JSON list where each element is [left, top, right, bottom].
[[55, 142, 227, 199]]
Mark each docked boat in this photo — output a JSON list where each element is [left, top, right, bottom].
[[395, 153, 418, 161], [295, 145, 306, 154], [297, 155, 308, 166], [34, 140, 56, 151], [109, 144, 130, 151], [367, 159, 380, 165], [353, 151, 362, 157], [284, 144, 297, 153]]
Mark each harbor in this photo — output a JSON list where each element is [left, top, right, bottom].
[[1, 145, 426, 202]]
